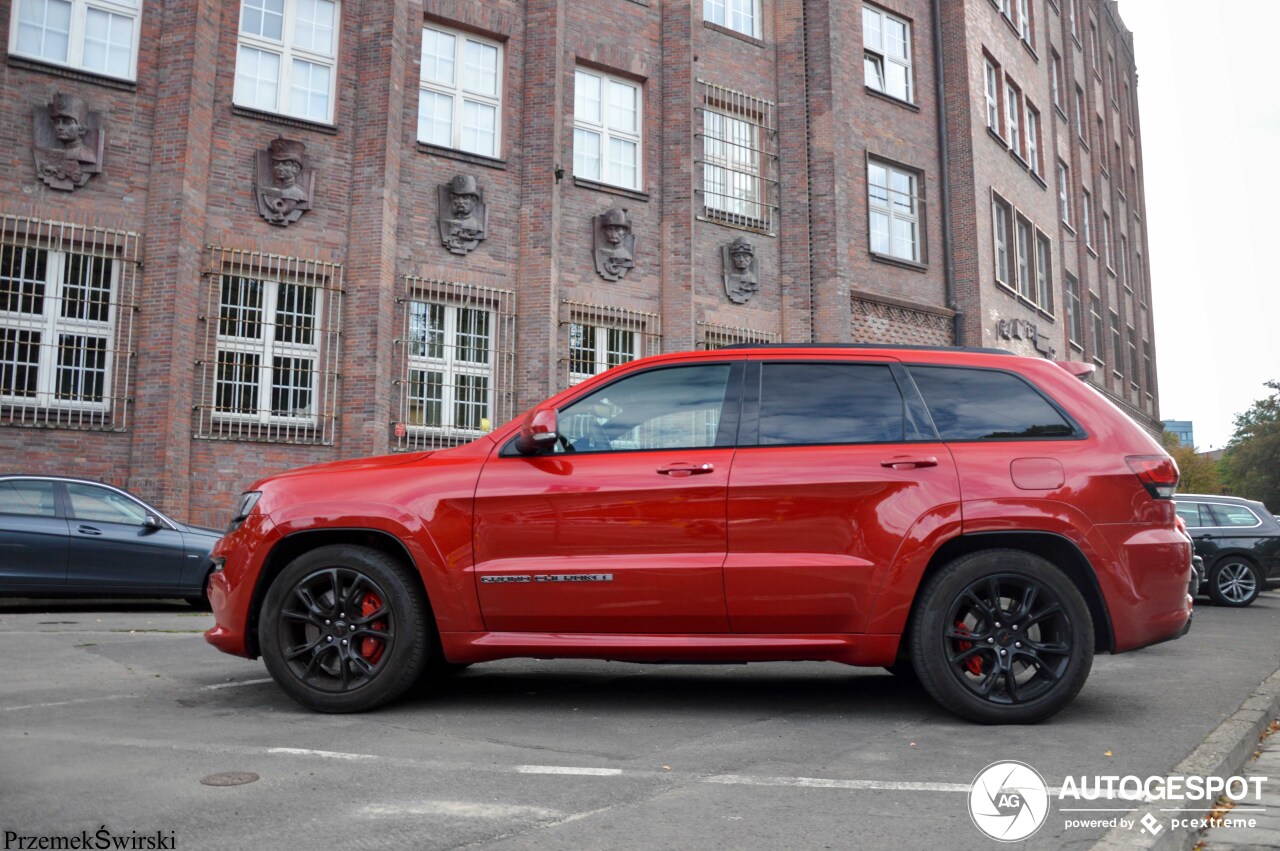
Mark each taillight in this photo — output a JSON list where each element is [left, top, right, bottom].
[[1126, 455, 1179, 499]]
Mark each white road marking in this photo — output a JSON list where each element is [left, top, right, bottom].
[[516, 765, 624, 776], [706, 774, 973, 793], [268, 747, 379, 761], [361, 802, 560, 819]]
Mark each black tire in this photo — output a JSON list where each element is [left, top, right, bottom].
[[259, 544, 432, 713], [908, 549, 1094, 725], [1206, 557, 1261, 608], [883, 659, 917, 680]]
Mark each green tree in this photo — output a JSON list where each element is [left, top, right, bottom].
[[1221, 380, 1280, 509], [1162, 431, 1223, 495]]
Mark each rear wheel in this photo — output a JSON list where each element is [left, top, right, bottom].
[[908, 550, 1094, 724], [1206, 557, 1261, 608], [259, 545, 432, 712]]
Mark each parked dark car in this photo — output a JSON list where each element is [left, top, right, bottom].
[[0, 475, 222, 605], [1175, 494, 1280, 607]]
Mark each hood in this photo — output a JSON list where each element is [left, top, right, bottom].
[[250, 452, 435, 489]]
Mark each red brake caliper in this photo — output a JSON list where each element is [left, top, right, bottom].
[[955, 620, 984, 676], [360, 593, 386, 665]]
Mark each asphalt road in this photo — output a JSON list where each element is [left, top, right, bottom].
[[2, 594, 1278, 850]]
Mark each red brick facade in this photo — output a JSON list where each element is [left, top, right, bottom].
[[0, 0, 1158, 526]]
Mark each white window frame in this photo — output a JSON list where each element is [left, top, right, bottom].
[[1026, 103, 1041, 175], [403, 301, 494, 436], [703, 0, 760, 38], [568, 322, 640, 385], [1035, 230, 1053, 313], [9, 0, 141, 80], [868, 160, 921, 263], [1015, 215, 1033, 300], [863, 4, 913, 103], [983, 58, 1001, 133], [1017, 0, 1032, 44], [1050, 52, 1062, 110], [1066, 273, 1083, 345], [992, 195, 1012, 286], [417, 25, 503, 157], [234, 0, 340, 124], [574, 68, 643, 191], [1, 247, 117, 412], [1102, 212, 1113, 269], [1081, 188, 1093, 247], [703, 107, 763, 223], [1004, 78, 1021, 156], [1057, 161, 1072, 227], [213, 275, 322, 426]]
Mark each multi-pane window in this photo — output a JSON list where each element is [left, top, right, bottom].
[[1102, 212, 1113, 269], [403, 302, 493, 435], [1119, 233, 1129, 288], [1074, 85, 1086, 141], [11, 0, 140, 79], [863, 5, 912, 102], [1081, 189, 1093, 247], [1017, 0, 1032, 45], [418, 26, 502, 157], [1065, 273, 1083, 346], [1026, 104, 1041, 176], [575, 69, 642, 191], [1109, 311, 1122, 375], [1068, 0, 1078, 39], [703, 109, 761, 222], [1127, 326, 1140, 387], [983, 59, 1001, 133], [1089, 295, 1104, 360], [992, 195, 1012, 286], [1143, 341, 1154, 393], [214, 274, 321, 424], [1050, 51, 1063, 110], [1, 247, 116, 411], [1058, 161, 1072, 227], [234, 0, 339, 123], [568, 322, 640, 385], [868, 160, 921, 262], [704, 0, 760, 38], [1004, 79, 1022, 156], [1088, 20, 1099, 71], [1035, 232, 1053, 313], [1015, 216, 1033, 300]]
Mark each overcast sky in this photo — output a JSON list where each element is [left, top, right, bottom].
[[1115, 0, 1280, 450]]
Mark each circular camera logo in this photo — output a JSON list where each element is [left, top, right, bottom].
[[969, 761, 1050, 842]]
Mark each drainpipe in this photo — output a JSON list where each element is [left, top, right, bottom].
[[932, 0, 962, 345]]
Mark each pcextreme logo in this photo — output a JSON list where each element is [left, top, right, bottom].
[[968, 761, 1051, 842]]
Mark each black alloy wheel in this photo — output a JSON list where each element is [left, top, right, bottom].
[[260, 545, 431, 712], [910, 550, 1094, 724]]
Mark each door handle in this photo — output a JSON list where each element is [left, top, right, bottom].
[[657, 462, 715, 477], [77, 525, 103, 536], [1194, 534, 1213, 540], [880, 456, 939, 470]]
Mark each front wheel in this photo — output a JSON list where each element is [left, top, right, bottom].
[[1207, 558, 1261, 607], [259, 545, 432, 712], [908, 550, 1094, 724]]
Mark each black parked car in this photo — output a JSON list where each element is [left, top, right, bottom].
[[1175, 494, 1280, 607], [0, 475, 222, 605]]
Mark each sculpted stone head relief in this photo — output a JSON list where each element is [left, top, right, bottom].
[[722, 236, 759, 304], [438, 174, 488, 255], [255, 137, 315, 226], [33, 92, 104, 191], [593, 207, 635, 281]]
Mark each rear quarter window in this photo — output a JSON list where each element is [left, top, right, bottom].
[[909, 365, 1077, 440], [1208, 504, 1262, 528]]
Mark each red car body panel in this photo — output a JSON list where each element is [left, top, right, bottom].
[[206, 345, 1191, 675]]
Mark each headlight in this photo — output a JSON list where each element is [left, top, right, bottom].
[[228, 491, 262, 532]]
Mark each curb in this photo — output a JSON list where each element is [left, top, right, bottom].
[[1089, 666, 1280, 851]]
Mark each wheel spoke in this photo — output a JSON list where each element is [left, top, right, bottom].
[[285, 639, 322, 662], [295, 584, 329, 619], [1027, 639, 1069, 655], [1014, 583, 1039, 622], [353, 605, 389, 626], [960, 589, 996, 623], [1002, 666, 1021, 703], [350, 654, 376, 677], [353, 626, 391, 641], [1026, 602, 1063, 627], [947, 644, 988, 666]]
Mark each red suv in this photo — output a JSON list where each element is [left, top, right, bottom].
[[206, 345, 1191, 723]]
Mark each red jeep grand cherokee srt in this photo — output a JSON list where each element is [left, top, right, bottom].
[[206, 345, 1191, 724]]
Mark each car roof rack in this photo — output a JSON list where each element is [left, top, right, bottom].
[[718, 342, 1015, 355]]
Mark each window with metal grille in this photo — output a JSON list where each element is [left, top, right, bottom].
[[697, 80, 777, 233], [695, 321, 779, 350], [562, 301, 660, 388], [1, 215, 137, 431], [393, 278, 515, 451], [197, 248, 342, 444]]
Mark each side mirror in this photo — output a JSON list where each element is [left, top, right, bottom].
[[143, 513, 164, 530], [514, 407, 559, 455]]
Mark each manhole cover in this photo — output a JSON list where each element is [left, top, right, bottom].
[[199, 772, 260, 787]]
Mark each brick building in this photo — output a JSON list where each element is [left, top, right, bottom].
[[0, 0, 1159, 526]]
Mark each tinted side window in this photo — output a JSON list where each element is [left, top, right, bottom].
[[758, 362, 905, 445], [67, 483, 148, 525], [910, 366, 1075, 440], [1175, 503, 1206, 527], [557, 364, 733, 453], [0, 480, 57, 517], [1208, 503, 1261, 528]]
